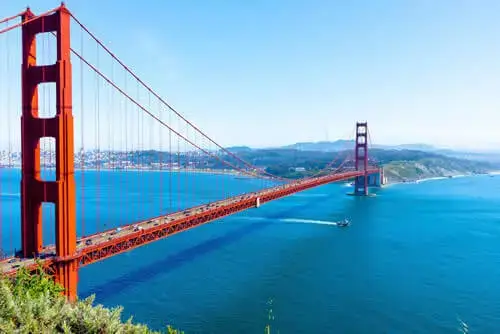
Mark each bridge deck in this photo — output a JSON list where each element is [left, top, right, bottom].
[[0, 169, 379, 275]]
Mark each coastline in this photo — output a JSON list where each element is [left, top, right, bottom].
[[383, 170, 498, 187], [3, 166, 498, 184]]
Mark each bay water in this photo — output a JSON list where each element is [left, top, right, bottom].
[[1, 169, 500, 333]]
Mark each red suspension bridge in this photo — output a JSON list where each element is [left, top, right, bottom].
[[0, 5, 383, 301]]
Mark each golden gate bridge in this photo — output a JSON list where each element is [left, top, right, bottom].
[[0, 4, 383, 301]]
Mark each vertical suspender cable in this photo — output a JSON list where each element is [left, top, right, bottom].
[[185, 123, 189, 206], [157, 94, 161, 211], [106, 58, 113, 230], [149, 93, 155, 213], [6, 19, 13, 255], [177, 117, 180, 211], [123, 70, 128, 221], [158, 98, 163, 213], [169, 108, 172, 212], [149, 92, 155, 214], [95, 42, 100, 234], [142, 86, 146, 218], [136, 80, 141, 220], [80, 22, 85, 238]]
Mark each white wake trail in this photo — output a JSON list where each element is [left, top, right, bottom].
[[236, 216, 340, 226], [280, 218, 338, 226]]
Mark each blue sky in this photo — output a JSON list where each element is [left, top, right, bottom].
[[1, 0, 500, 150]]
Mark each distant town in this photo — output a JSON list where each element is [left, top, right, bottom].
[[0, 150, 255, 175], [1, 144, 495, 182]]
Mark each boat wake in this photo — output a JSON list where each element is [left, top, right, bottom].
[[280, 218, 338, 226], [237, 216, 339, 226]]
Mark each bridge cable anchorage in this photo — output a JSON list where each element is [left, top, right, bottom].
[[67, 13, 284, 182], [66, 44, 279, 181]]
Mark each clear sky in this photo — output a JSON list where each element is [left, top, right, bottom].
[[1, 0, 499, 150]]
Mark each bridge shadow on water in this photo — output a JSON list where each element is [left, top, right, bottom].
[[84, 197, 325, 300]]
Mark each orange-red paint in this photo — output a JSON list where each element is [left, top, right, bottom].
[[15, 4, 382, 303], [21, 5, 77, 301]]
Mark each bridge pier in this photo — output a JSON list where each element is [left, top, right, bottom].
[[353, 122, 368, 196], [21, 5, 78, 301], [354, 169, 384, 195], [352, 122, 384, 196]]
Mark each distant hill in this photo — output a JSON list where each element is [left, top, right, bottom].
[[369, 148, 495, 183], [73, 143, 498, 184], [227, 146, 497, 181], [225, 146, 253, 153], [392, 143, 436, 151], [431, 150, 500, 163], [281, 140, 354, 152], [228, 141, 499, 164], [278, 140, 440, 152], [275, 140, 500, 164]]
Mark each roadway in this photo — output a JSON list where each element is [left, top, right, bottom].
[[0, 169, 378, 275]]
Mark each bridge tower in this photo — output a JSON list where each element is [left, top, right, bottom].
[[354, 122, 369, 195], [21, 5, 78, 301]]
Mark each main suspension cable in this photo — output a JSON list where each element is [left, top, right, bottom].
[[68, 11, 284, 181]]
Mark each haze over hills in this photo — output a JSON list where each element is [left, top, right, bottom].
[[229, 140, 500, 163], [280, 140, 354, 152], [226, 140, 500, 182], [1, 140, 492, 184], [277, 140, 496, 154]]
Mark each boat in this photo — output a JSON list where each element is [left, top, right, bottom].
[[337, 218, 351, 227]]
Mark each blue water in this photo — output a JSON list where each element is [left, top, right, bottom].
[[2, 170, 500, 333]]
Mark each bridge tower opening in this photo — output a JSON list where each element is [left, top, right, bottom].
[[20, 5, 78, 301], [354, 122, 369, 195]]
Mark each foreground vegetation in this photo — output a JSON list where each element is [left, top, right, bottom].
[[0, 264, 471, 333], [0, 267, 181, 333]]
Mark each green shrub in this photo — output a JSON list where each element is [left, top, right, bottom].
[[0, 266, 182, 334]]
